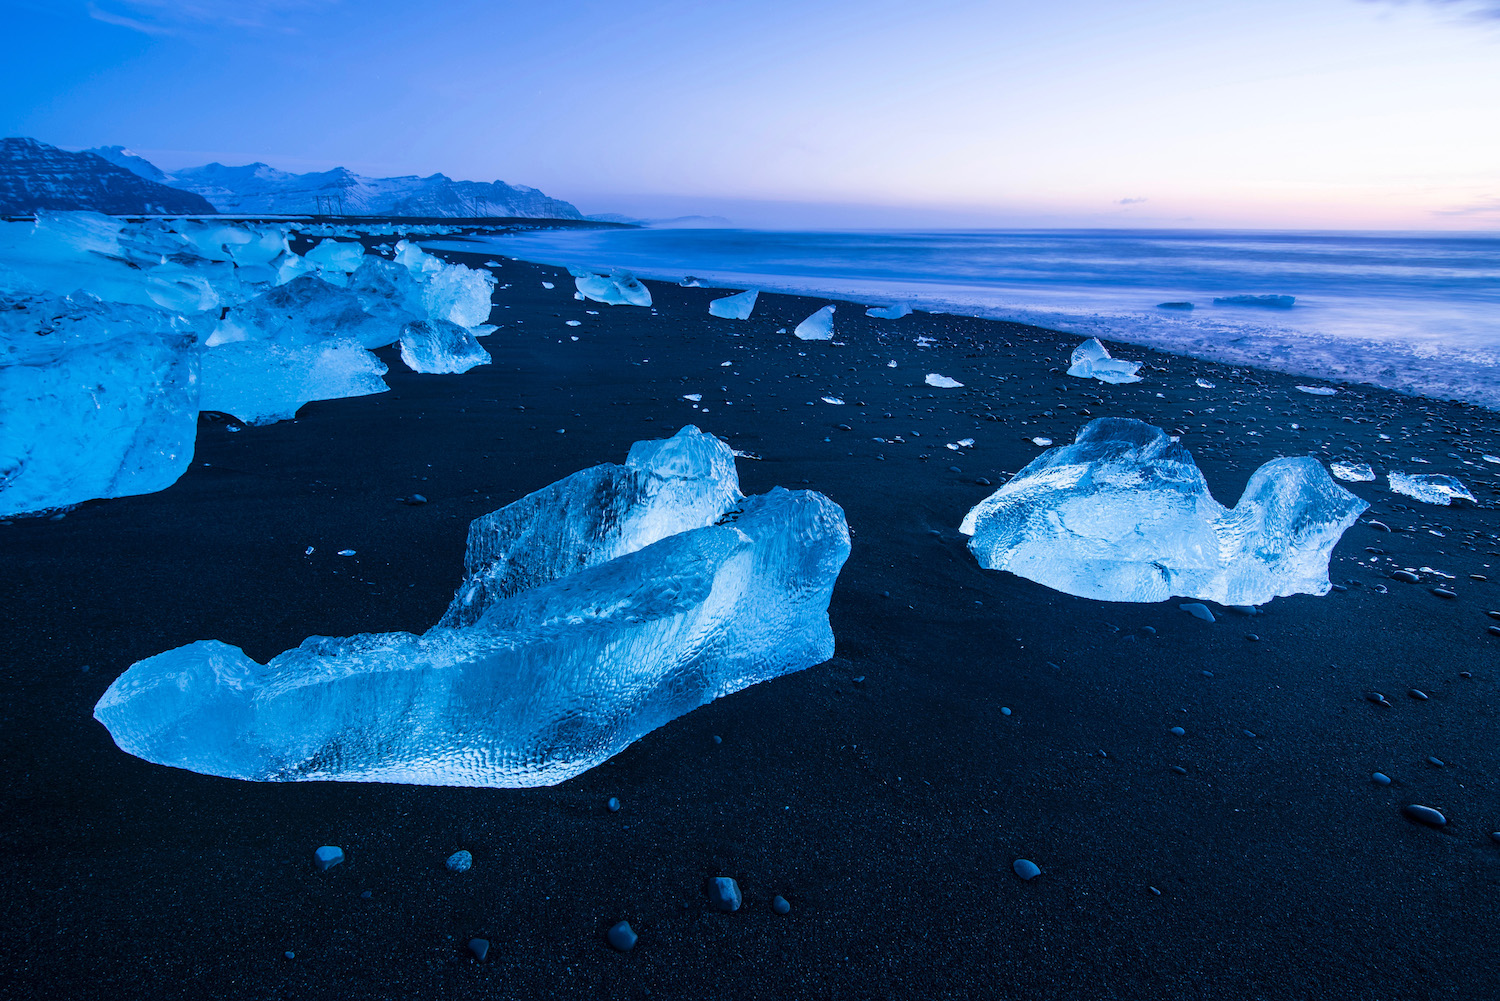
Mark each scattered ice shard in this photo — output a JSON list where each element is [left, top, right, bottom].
[[794, 305, 835, 341], [94, 427, 851, 787], [1214, 294, 1295, 308], [866, 302, 912, 319], [1, 293, 199, 517], [925, 373, 963, 388], [708, 289, 758, 319], [1296, 385, 1338, 396], [570, 267, 652, 307], [1388, 472, 1475, 506], [1195, 378, 1216, 389], [399, 319, 491, 375], [959, 418, 1369, 605], [1330, 461, 1375, 483], [1067, 338, 1143, 384]]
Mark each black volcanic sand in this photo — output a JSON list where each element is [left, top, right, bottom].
[[4, 252, 1500, 1001]]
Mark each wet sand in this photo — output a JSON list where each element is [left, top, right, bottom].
[[3, 253, 1499, 1000]]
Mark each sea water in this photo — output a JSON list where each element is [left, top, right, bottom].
[[455, 228, 1500, 409]]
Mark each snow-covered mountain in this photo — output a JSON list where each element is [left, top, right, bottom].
[[0, 138, 216, 216], [90, 147, 582, 219]]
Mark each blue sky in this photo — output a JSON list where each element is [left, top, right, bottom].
[[2, 0, 1498, 228]]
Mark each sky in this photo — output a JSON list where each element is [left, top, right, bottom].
[[2, 0, 1498, 229]]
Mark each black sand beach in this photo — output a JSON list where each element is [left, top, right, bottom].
[[4, 252, 1499, 1000]]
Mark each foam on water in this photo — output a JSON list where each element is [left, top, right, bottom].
[[446, 228, 1500, 409]]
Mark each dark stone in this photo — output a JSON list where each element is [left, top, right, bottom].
[[708, 877, 742, 912], [606, 922, 637, 952], [1013, 859, 1042, 880], [1402, 805, 1446, 827], [468, 938, 490, 961], [772, 895, 791, 915]]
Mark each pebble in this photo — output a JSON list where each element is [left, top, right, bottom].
[[360, 890, 372, 898], [1491, 832, 1500, 845], [1179, 602, 1215, 623], [1373, 772, 1392, 785], [468, 938, 490, 961], [975, 477, 993, 486], [1487, 626, 1500, 637], [1402, 804, 1447, 827], [1142, 626, 1157, 635], [446, 850, 473, 873], [607, 921, 638, 952], [1368, 520, 1392, 532], [313, 845, 344, 871], [1461, 671, 1474, 678], [1408, 689, 1429, 701], [1201, 670, 1214, 678], [1487, 611, 1500, 621], [1432, 587, 1457, 599], [1170, 765, 1189, 775], [607, 797, 621, 812], [708, 877, 742, 912], [405, 494, 427, 505], [1366, 692, 1392, 707], [1012, 859, 1042, 881], [1001, 707, 1011, 716], [1391, 571, 1419, 583], [1428, 756, 1445, 767], [1243, 730, 1257, 738], [949, 465, 963, 473], [1170, 726, 1186, 737], [1228, 605, 1259, 616], [772, 895, 792, 915], [1245, 633, 1260, 642], [712, 735, 722, 744], [284, 951, 295, 960]]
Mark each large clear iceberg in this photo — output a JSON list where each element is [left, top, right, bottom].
[[1067, 338, 1143, 384], [959, 418, 1368, 606], [1, 293, 199, 517], [199, 339, 388, 425], [708, 289, 758, 319], [93, 427, 851, 787]]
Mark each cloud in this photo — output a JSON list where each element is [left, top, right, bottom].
[[1432, 197, 1500, 216], [1362, 0, 1500, 21], [1116, 197, 1148, 205], [87, 0, 338, 34]]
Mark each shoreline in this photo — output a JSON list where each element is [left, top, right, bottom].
[[4, 256, 1499, 999]]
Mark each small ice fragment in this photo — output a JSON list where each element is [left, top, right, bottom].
[[1030, 437, 1052, 446], [721, 361, 732, 367], [925, 374, 963, 389], [1482, 455, 1499, 465], [565, 320, 581, 327], [684, 393, 703, 402], [1067, 338, 1143, 384], [313, 846, 344, 871], [914, 336, 936, 348], [866, 302, 912, 319], [887, 360, 897, 368], [445, 850, 473, 873], [338, 549, 356, 556], [956, 438, 975, 448], [794, 305, 835, 341], [1296, 385, 1337, 396], [542, 282, 554, 289], [1388, 472, 1476, 506], [1330, 461, 1375, 483], [305, 547, 314, 555], [821, 396, 846, 405], [960, 418, 1369, 605], [708, 289, 758, 319], [1195, 378, 1216, 389], [1213, 294, 1294, 308]]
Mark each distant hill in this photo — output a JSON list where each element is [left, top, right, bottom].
[[90, 147, 584, 219], [0, 138, 216, 216]]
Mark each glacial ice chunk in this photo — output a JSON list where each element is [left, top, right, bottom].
[[925, 373, 963, 388], [1, 293, 199, 517], [1330, 461, 1375, 483], [1296, 385, 1338, 396], [94, 427, 850, 788], [794, 305, 835, 341], [708, 289, 758, 319], [866, 302, 912, 319], [199, 339, 387, 425], [570, 267, 652, 307], [1067, 338, 1143, 384], [417, 261, 495, 328], [959, 418, 1369, 605], [399, 319, 491, 375], [1388, 472, 1475, 506], [304, 239, 368, 274]]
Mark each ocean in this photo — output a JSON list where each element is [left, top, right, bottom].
[[460, 227, 1500, 409]]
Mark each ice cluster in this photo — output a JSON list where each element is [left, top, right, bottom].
[[0, 212, 496, 514], [1067, 338, 1143, 384], [94, 427, 851, 788], [959, 418, 1368, 606]]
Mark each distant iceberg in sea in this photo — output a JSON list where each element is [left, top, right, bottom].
[[1213, 294, 1294, 308]]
